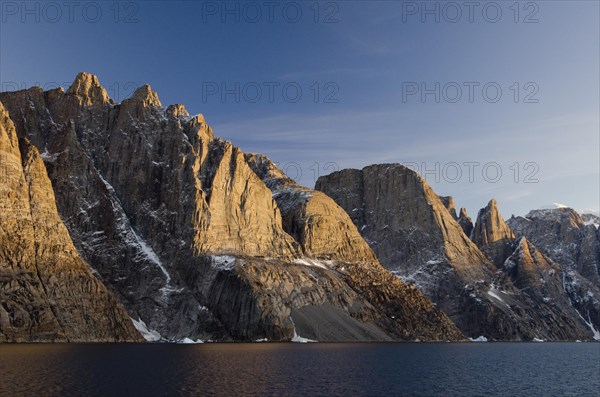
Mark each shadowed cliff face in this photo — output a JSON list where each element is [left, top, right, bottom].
[[473, 203, 600, 340], [506, 208, 600, 336], [317, 165, 599, 341], [0, 73, 464, 342], [0, 102, 142, 342], [508, 208, 600, 284]]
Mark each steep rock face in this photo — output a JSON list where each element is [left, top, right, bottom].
[[246, 154, 376, 263], [0, 74, 464, 342], [457, 208, 474, 237], [316, 165, 600, 340], [440, 196, 473, 237], [0, 102, 141, 342], [472, 200, 516, 267], [494, 238, 597, 340], [246, 154, 463, 341], [506, 208, 600, 336], [508, 208, 600, 284], [439, 196, 458, 219], [472, 201, 600, 340], [316, 164, 492, 292]]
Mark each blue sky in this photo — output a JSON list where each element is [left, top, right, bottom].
[[1, 1, 598, 218]]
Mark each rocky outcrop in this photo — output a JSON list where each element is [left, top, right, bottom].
[[508, 208, 600, 284], [0, 102, 142, 342], [316, 164, 600, 340], [506, 207, 600, 336], [457, 208, 474, 238], [0, 73, 464, 342], [494, 238, 597, 340], [472, 199, 516, 267], [440, 196, 473, 237], [473, 201, 600, 340], [439, 196, 458, 219]]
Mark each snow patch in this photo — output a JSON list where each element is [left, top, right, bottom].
[[210, 255, 236, 271], [291, 329, 316, 343], [290, 318, 316, 343], [292, 258, 329, 270], [573, 307, 600, 341], [98, 173, 175, 299], [131, 230, 170, 283], [40, 147, 63, 162], [131, 318, 162, 342], [540, 203, 569, 209], [178, 338, 204, 344], [469, 336, 488, 342], [487, 289, 511, 309]]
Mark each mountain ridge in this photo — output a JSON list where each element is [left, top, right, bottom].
[[316, 164, 600, 341], [0, 73, 463, 342]]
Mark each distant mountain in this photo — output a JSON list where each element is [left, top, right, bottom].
[[0, 73, 462, 342], [317, 165, 600, 341], [508, 207, 600, 284], [507, 207, 600, 338]]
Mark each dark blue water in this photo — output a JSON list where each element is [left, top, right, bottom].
[[1, 343, 599, 396]]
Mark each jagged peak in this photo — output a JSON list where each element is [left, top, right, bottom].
[[66, 72, 110, 105], [166, 104, 189, 118], [516, 236, 529, 248], [129, 84, 162, 107], [457, 207, 474, 238], [472, 198, 515, 247], [439, 196, 457, 219], [190, 113, 206, 125], [245, 152, 291, 184]]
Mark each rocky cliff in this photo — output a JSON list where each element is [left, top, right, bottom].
[[471, 199, 516, 267], [316, 164, 599, 340], [506, 207, 600, 337], [508, 208, 600, 284], [0, 73, 463, 342], [0, 102, 142, 342]]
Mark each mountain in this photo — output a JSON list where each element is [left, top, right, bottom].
[[473, 200, 600, 340], [316, 164, 599, 340], [0, 102, 142, 342], [507, 207, 600, 337], [508, 208, 600, 284], [0, 73, 463, 342]]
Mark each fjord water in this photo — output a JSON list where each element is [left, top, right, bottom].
[[1, 343, 598, 397]]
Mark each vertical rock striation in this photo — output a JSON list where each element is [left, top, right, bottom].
[[0, 102, 142, 342], [471, 199, 516, 267]]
